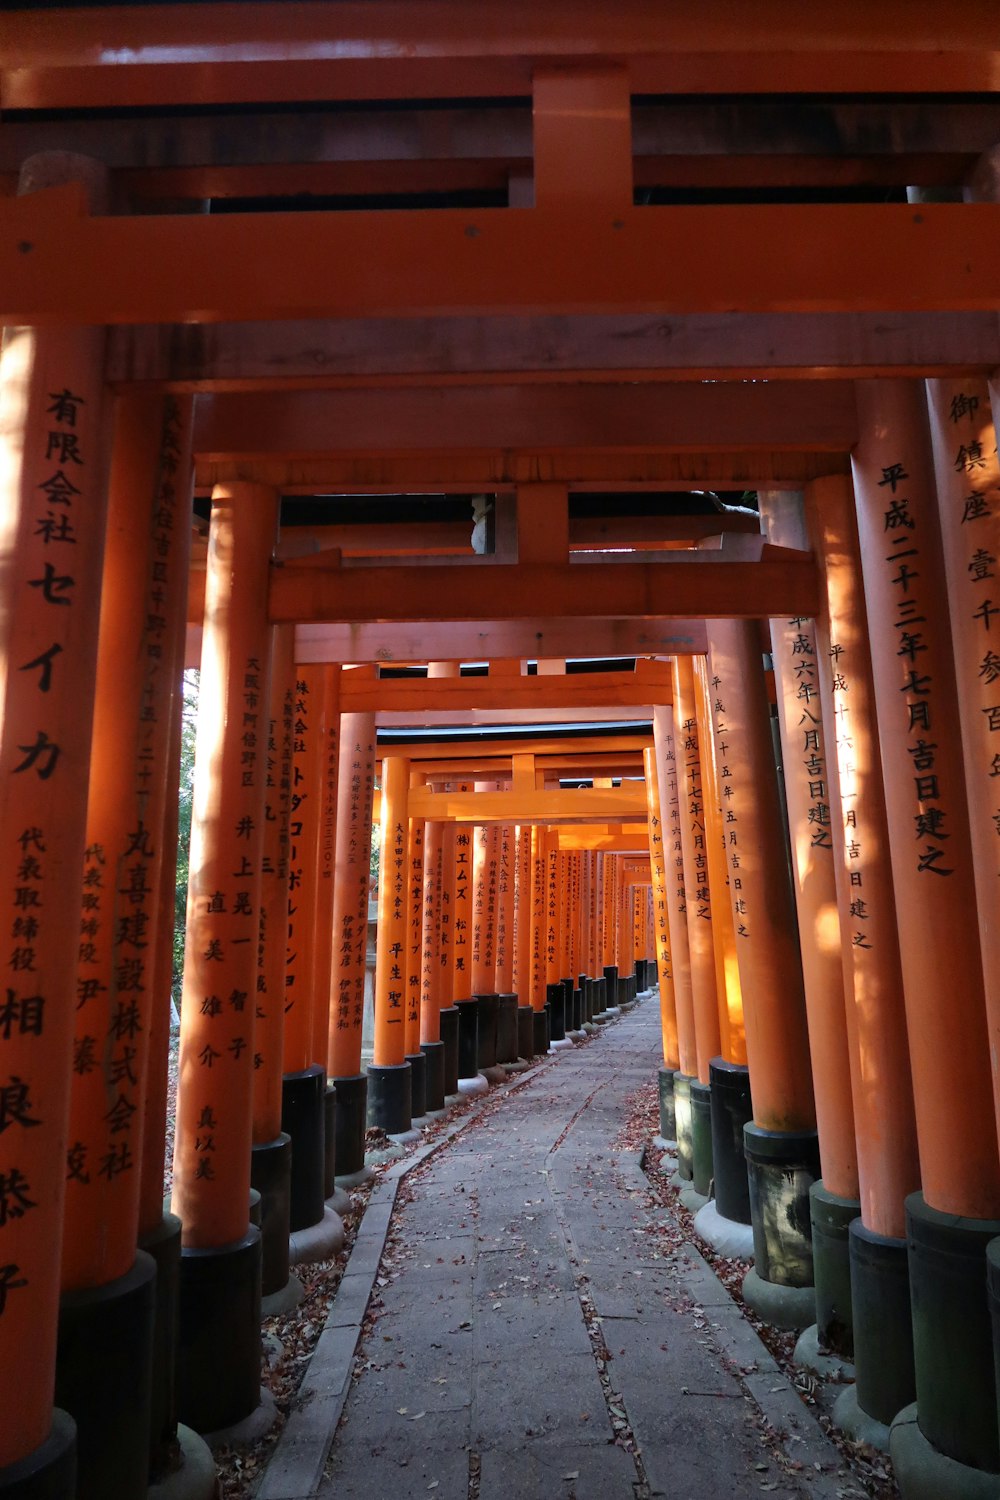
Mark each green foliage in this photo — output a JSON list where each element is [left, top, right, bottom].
[[172, 670, 199, 1001]]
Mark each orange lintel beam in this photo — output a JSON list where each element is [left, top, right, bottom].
[[341, 666, 672, 714], [377, 733, 652, 764], [5, 2, 1000, 108], [4, 194, 1000, 324], [192, 382, 857, 457], [268, 557, 819, 625], [378, 786, 648, 824], [553, 824, 650, 851], [289, 617, 710, 663], [108, 312, 1000, 392]]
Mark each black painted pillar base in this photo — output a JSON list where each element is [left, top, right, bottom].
[[517, 1004, 535, 1060], [906, 1192, 1000, 1472], [581, 979, 594, 1024], [672, 1071, 694, 1181], [657, 1067, 676, 1141], [367, 1061, 412, 1135], [603, 965, 619, 1010], [250, 1133, 292, 1297], [322, 1083, 337, 1198], [176, 1229, 262, 1435], [547, 982, 567, 1042], [571, 987, 583, 1031], [55, 1252, 156, 1500], [405, 1051, 426, 1119], [0, 1411, 75, 1500], [809, 1182, 859, 1360], [840, 1219, 914, 1433], [330, 1073, 367, 1179], [709, 1057, 752, 1224], [690, 1080, 714, 1197], [532, 1008, 549, 1057], [496, 993, 519, 1062], [744, 1122, 819, 1289], [474, 992, 500, 1069], [281, 1064, 327, 1231], [138, 1211, 181, 1483], [456, 998, 480, 1079], [439, 1006, 460, 1094], [420, 1039, 446, 1111], [593, 976, 608, 1019]]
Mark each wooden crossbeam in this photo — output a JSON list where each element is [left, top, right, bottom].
[[5, 2, 1000, 108], [553, 825, 649, 851], [388, 785, 648, 824], [268, 555, 819, 624], [342, 663, 672, 714], [192, 382, 857, 457], [111, 313, 1000, 390], [4, 193, 1000, 324]]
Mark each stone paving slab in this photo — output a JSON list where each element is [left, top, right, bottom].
[[262, 1001, 855, 1500]]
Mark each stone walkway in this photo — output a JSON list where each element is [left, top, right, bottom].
[[268, 1002, 857, 1500]]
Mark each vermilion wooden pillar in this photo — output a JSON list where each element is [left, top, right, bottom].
[[671, 659, 721, 1086], [493, 822, 519, 1065], [171, 480, 277, 1433], [326, 685, 376, 1183], [0, 152, 111, 1489], [511, 826, 536, 1057], [404, 810, 426, 1116], [418, 814, 447, 1108], [652, 706, 699, 1178], [805, 473, 921, 1442], [249, 625, 295, 1302], [528, 827, 549, 1056], [707, 618, 820, 1326], [644, 747, 681, 1145], [310, 666, 341, 1071], [853, 380, 1000, 1478], [760, 488, 864, 1369], [693, 660, 746, 1066], [368, 756, 412, 1134], [57, 394, 197, 1499]]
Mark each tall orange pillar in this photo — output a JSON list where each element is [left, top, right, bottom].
[[528, 827, 550, 1055], [644, 748, 680, 1143], [452, 790, 483, 1090], [435, 790, 460, 1095], [404, 811, 427, 1116], [652, 707, 699, 1174], [805, 473, 921, 1439], [368, 756, 412, 1133], [0, 152, 111, 1486], [470, 809, 500, 1074], [282, 663, 338, 1238], [694, 665, 746, 1059], [418, 815, 447, 1109], [57, 394, 198, 1497], [707, 618, 820, 1325], [761, 488, 866, 1368], [544, 835, 569, 1045], [852, 380, 1000, 1477], [670, 659, 722, 1202], [493, 823, 519, 1065], [326, 685, 376, 1182], [250, 624, 296, 1302], [171, 480, 277, 1432], [511, 826, 537, 1058]]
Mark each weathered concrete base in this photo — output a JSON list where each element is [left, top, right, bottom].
[[693, 1200, 755, 1261], [549, 1037, 573, 1052], [0, 1409, 76, 1500], [678, 1182, 710, 1214], [288, 1207, 345, 1267], [891, 1404, 1000, 1500], [792, 1324, 855, 1382], [325, 1186, 353, 1217], [503, 1059, 531, 1074], [386, 1126, 422, 1145], [457, 1073, 489, 1097], [444, 1092, 463, 1108], [566, 1028, 587, 1042], [261, 1272, 304, 1319], [482, 1064, 508, 1085], [742, 1268, 817, 1331], [146, 1426, 218, 1500], [833, 1383, 892, 1455], [659, 1152, 676, 1174], [653, 1135, 677, 1153], [203, 1390, 279, 1453], [334, 1165, 373, 1190]]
